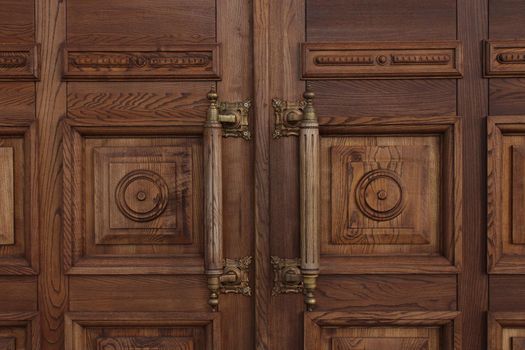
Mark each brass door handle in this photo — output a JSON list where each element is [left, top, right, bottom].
[[271, 87, 320, 311], [204, 87, 252, 312]]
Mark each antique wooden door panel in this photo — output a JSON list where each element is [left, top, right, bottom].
[[487, 1, 525, 349], [0, 0, 255, 349], [0, 0, 510, 349], [259, 1, 486, 349], [0, 0, 40, 349], [59, 0, 254, 349]]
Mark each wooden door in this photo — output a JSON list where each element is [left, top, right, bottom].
[[0, 0, 254, 349], [2, 0, 525, 349], [255, 1, 487, 349]]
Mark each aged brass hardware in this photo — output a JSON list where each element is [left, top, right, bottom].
[[270, 88, 320, 311], [220, 256, 252, 296], [272, 97, 306, 138], [271, 256, 304, 295], [299, 87, 320, 311], [207, 86, 252, 140], [207, 256, 252, 312]]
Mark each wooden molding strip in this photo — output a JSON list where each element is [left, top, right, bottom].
[[302, 41, 462, 79], [63, 44, 220, 81], [485, 40, 525, 77], [0, 45, 39, 81]]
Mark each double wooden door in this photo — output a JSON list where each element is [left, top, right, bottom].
[[2, 0, 525, 349]]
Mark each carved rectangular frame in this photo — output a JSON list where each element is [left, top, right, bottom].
[[65, 312, 220, 350], [320, 116, 462, 274], [0, 312, 40, 350], [487, 116, 525, 273], [302, 41, 463, 79], [304, 311, 461, 350], [62, 44, 220, 81], [63, 121, 204, 275], [0, 121, 39, 275], [485, 40, 525, 77], [0, 45, 39, 81], [489, 312, 525, 350]]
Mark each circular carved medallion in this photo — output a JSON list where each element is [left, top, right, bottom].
[[355, 169, 406, 221], [115, 170, 169, 222]]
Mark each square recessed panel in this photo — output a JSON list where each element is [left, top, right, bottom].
[[320, 117, 461, 274], [331, 145, 434, 246], [63, 124, 203, 274], [323, 136, 440, 256], [94, 146, 193, 245]]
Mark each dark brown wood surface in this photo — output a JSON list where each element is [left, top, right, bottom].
[[0, 0, 521, 348]]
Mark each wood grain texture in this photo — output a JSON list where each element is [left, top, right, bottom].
[[66, 0, 215, 46], [490, 276, 525, 312], [69, 276, 209, 313], [0, 277, 37, 312], [457, 0, 488, 349], [63, 45, 220, 81], [266, 0, 306, 348], [67, 82, 209, 126], [63, 123, 204, 275], [0, 45, 39, 81], [485, 40, 525, 77], [489, 313, 525, 350], [254, 0, 272, 348], [487, 117, 525, 273], [35, 0, 68, 349], [0, 83, 35, 120], [0, 312, 40, 350], [316, 275, 456, 312], [0, 147, 14, 244], [311, 80, 457, 120], [490, 79, 525, 115], [306, 0, 457, 42], [302, 41, 462, 79], [319, 117, 461, 274], [0, 123, 38, 275], [489, 0, 525, 39], [216, 0, 255, 347], [304, 311, 461, 350], [65, 312, 219, 350], [0, 0, 34, 44], [203, 122, 223, 275]]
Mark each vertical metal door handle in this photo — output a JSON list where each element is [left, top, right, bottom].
[[204, 87, 253, 312], [299, 88, 320, 311]]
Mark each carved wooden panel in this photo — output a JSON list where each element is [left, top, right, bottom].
[[63, 123, 203, 275], [0, 122, 38, 275], [320, 116, 461, 274], [65, 312, 219, 350], [0, 45, 38, 81], [302, 42, 462, 79], [485, 40, 525, 77], [0, 147, 14, 245], [487, 116, 525, 273], [0, 312, 39, 350], [489, 313, 525, 350], [304, 311, 461, 350], [63, 45, 220, 81]]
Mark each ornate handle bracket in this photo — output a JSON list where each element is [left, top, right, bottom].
[[204, 87, 252, 312], [271, 88, 320, 311], [207, 86, 252, 140]]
